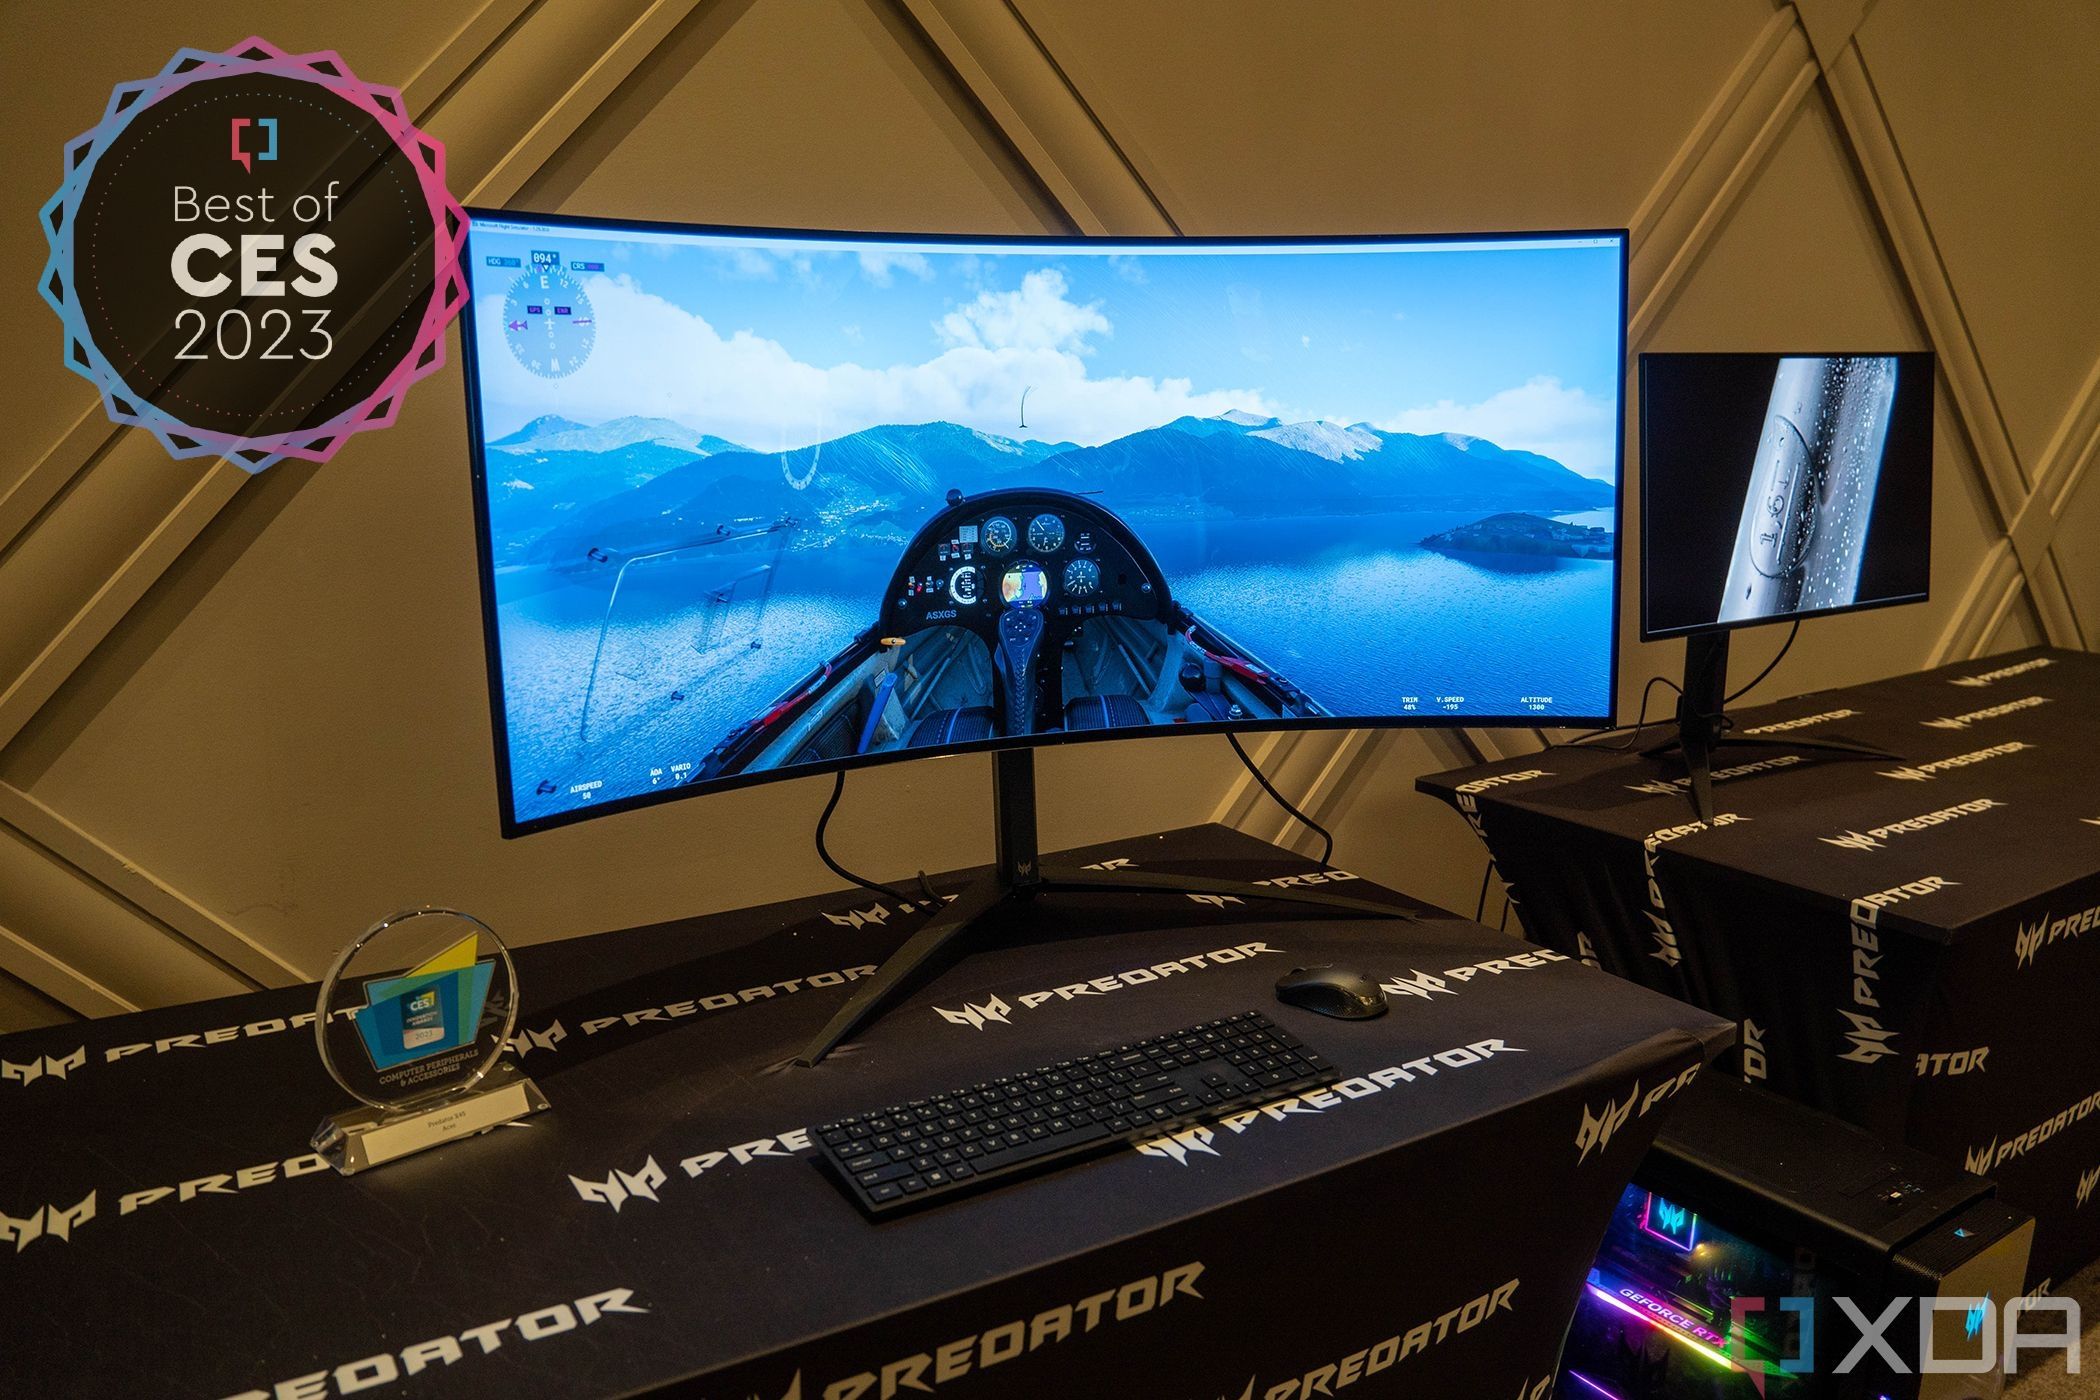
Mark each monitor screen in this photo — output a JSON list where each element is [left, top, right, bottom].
[[461, 214, 1627, 833], [1639, 352, 1933, 640]]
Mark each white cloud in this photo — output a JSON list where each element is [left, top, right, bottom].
[[1377, 375, 1616, 478], [1300, 334, 1311, 348], [472, 271, 1278, 451], [857, 250, 933, 286], [936, 269, 1110, 354]]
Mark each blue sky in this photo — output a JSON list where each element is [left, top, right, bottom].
[[468, 222, 1624, 478]]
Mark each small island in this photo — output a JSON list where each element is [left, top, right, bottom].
[[1421, 511, 1614, 562]]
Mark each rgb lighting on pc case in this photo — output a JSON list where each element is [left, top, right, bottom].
[[460, 215, 1627, 1061]]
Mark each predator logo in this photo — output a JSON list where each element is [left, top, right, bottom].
[[824, 904, 892, 930], [569, 1156, 668, 1212], [1082, 857, 1134, 871], [507, 1020, 568, 1057], [1821, 799, 2004, 851], [1920, 694, 2049, 731], [1187, 893, 1244, 908], [2078, 1164, 2100, 1210], [1, 1046, 86, 1087], [1949, 657, 2054, 687], [2013, 901, 2100, 969], [1577, 1066, 1701, 1164], [0, 1191, 95, 1252], [934, 995, 1012, 1030], [1378, 968, 1456, 1001], [1879, 742, 2032, 782], [1837, 1010, 1901, 1064], [1740, 1019, 1768, 1082]]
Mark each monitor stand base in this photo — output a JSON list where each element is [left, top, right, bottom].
[[1640, 630, 1895, 824], [792, 747, 1418, 1068]]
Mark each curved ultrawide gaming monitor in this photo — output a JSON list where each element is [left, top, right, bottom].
[[461, 215, 1627, 835]]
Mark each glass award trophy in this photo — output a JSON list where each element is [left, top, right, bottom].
[[312, 908, 549, 1173]]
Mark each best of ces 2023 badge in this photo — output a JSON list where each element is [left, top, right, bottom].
[[38, 37, 466, 471]]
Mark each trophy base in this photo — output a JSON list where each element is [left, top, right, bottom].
[[313, 1061, 549, 1174]]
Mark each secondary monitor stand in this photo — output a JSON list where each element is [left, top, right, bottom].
[[793, 746, 1418, 1067], [1641, 628, 1895, 825]]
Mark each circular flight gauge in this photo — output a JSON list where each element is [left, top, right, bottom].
[[948, 565, 979, 605], [1027, 513, 1066, 553], [503, 268, 596, 378], [1001, 562, 1048, 607], [980, 516, 1017, 557], [1062, 558, 1101, 597]]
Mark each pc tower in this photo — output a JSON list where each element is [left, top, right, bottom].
[[1560, 1075, 2033, 1400]]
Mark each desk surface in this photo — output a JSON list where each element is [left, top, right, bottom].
[[0, 825, 1730, 1399], [1419, 646, 2096, 940]]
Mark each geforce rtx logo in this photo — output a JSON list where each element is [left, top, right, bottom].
[[0, 1192, 95, 1251], [1, 1046, 86, 1087], [933, 995, 1012, 1030], [569, 1156, 667, 1212]]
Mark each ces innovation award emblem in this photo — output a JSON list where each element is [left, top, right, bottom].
[[38, 37, 467, 470]]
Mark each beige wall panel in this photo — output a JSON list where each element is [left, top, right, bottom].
[[0, 822, 244, 1009], [521, 0, 1048, 234], [1011, 0, 1777, 234], [0, 968, 75, 1035], [0, 437, 215, 685], [2, 3, 1247, 985], [1854, 0, 2100, 477], [1987, 588, 2046, 654], [2045, 477, 2100, 629], [0, 3, 485, 491]]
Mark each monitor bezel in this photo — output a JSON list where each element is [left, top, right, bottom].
[[1635, 350, 1934, 643], [461, 208, 1630, 837]]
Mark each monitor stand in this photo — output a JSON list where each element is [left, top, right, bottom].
[[792, 747, 1419, 1067], [1641, 629, 1895, 824]]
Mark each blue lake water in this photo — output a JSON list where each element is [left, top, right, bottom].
[[496, 510, 1613, 822]]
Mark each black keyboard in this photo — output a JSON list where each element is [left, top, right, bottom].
[[812, 1010, 1337, 1217]]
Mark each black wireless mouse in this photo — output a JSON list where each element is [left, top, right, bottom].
[[1274, 965, 1388, 1020]]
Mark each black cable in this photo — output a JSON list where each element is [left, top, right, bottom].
[[1559, 673, 1684, 752], [1725, 618, 1800, 705], [1226, 731, 1335, 867], [814, 770, 911, 903]]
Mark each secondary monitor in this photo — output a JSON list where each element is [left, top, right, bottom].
[[462, 214, 1628, 835], [1640, 351, 1934, 640]]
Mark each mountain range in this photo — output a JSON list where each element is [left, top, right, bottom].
[[499, 410, 1613, 566]]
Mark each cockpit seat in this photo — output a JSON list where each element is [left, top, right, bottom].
[[1062, 694, 1150, 731], [904, 706, 995, 748]]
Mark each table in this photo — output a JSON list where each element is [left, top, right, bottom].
[[1418, 645, 2100, 1291], [0, 824, 1729, 1399]]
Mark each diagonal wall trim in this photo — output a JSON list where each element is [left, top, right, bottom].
[[0, 921, 133, 1019], [1821, 47, 2030, 517], [1630, 21, 1818, 346], [0, 785, 304, 986], [899, 0, 1159, 235]]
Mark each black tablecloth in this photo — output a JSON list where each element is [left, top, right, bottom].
[[0, 824, 1729, 1399], [1418, 645, 2100, 1290]]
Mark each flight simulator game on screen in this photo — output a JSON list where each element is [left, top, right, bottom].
[[1641, 352, 1933, 639], [463, 217, 1626, 831]]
